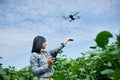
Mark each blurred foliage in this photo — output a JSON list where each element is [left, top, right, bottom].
[[0, 65, 37, 80]]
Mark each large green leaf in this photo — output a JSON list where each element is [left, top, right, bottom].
[[108, 70, 120, 80], [95, 31, 113, 49], [69, 65, 80, 72], [52, 74, 65, 80], [100, 69, 115, 75]]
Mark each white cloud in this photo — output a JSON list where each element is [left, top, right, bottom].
[[2, 0, 119, 25], [0, 28, 36, 58]]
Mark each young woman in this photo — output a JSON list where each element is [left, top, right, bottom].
[[30, 36, 73, 80]]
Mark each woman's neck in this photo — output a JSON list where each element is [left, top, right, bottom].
[[40, 49, 44, 53]]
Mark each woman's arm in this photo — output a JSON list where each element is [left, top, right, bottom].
[[49, 43, 65, 57], [49, 38, 74, 57], [30, 53, 49, 75]]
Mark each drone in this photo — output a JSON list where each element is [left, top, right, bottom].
[[63, 12, 80, 22]]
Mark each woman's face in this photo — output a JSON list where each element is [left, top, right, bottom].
[[42, 42, 47, 49]]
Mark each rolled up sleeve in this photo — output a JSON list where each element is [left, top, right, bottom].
[[49, 43, 65, 57]]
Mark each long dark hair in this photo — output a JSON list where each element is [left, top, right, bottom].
[[31, 36, 46, 53]]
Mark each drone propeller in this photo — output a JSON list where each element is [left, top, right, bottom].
[[73, 12, 79, 16]]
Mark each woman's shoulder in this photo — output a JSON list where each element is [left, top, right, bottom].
[[43, 51, 51, 57], [31, 52, 42, 58]]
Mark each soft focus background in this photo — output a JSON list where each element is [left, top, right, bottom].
[[0, 0, 120, 68]]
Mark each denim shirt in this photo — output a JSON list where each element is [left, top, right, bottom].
[[30, 43, 65, 78]]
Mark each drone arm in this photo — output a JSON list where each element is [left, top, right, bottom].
[[63, 16, 69, 19], [73, 12, 79, 16]]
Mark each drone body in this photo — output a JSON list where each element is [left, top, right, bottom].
[[63, 12, 80, 22]]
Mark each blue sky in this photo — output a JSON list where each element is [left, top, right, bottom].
[[0, 0, 120, 68]]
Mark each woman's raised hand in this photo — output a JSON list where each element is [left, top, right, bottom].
[[63, 38, 74, 45]]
